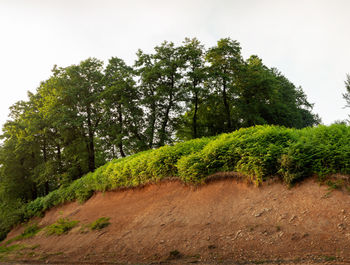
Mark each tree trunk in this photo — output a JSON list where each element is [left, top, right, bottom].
[[158, 75, 175, 147], [57, 143, 62, 174], [117, 104, 126, 157], [86, 105, 95, 172], [31, 183, 38, 201], [192, 89, 199, 139], [111, 144, 116, 159], [159, 96, 172, 147], [42, 137, 49, 195], [222, 77, 232, 131], [88, 131, 95, 171], [148, 90, 157, 149]]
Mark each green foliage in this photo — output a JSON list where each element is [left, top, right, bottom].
[[0, 244, 25, 256], [178, 126, 296, 184], [5, 223, 41, 245], [89, 217, 110, 230], [0, 200, 26, 242], [46, 218, 79, 236], [147, 137, 212, 179], [21, 223, 41, 239], [279, 125, 350, 183]]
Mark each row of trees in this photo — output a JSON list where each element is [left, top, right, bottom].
[[0, 38, 320, 204]]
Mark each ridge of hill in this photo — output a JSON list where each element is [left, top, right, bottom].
[[2, 177, 350, 264]]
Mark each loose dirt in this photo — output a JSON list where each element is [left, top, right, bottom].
[[3, 177, 350, 264]]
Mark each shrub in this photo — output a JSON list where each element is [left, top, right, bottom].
[[178, 126, 297, 185], [21, 223, 41, 239], [46, 218, 79, 236]]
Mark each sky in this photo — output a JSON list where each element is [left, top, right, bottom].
[[0, 0, 350, 131]]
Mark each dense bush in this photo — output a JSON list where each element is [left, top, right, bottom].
[[2, 124, 350, 241], [178, 126, 297, 184]]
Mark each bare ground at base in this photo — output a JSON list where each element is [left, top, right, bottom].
[[2, 177, 350, 264]]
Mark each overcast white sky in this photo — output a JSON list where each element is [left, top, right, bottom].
[[1, 0, 350, 130]]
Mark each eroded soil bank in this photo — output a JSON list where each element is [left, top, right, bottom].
[[3, 178, 350, 264]]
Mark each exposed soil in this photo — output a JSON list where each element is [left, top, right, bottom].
[[3, 176, 350, 264]]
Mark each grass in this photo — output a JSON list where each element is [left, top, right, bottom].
[[0, 244, 26, 260], [0, 244, 24, 254], [89, 217, 110, 230], [5, 224, 41, 245], [79, 217, 111, 233], [2, 124, 350, 241], [46, 218, 79, 236], [322, 255, 337, 261]]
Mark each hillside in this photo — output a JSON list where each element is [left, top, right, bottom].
[[2, 177, 350, 264], [2, 124, 350, 264]]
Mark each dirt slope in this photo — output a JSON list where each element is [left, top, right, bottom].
[[3, 177, 350, 264]]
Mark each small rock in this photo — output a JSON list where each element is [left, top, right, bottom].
[[254, 212, 263, 217], [208, 244, 216, 250], [160, 240, 165, 244], [302, 233, 309, 238], [289, 215, 297, 223], [337, 223, 345, 231], [291, 233, 299, 240], [254, 208, 269, 217], [341, 209, 346, 214], [278, 214, 287, 222], [233, 230, 242, 240]]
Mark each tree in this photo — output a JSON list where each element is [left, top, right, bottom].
[[178, 38, 207, 139], [270, 69, 320, 128], [50, 58, 105, 172], [235, 55, 278, 127], [134, 50, 162, 149], [0, 97, 41, 201], [206, 38, 244, 132], [153, 41, 186, 146], [38, 76, 81, 185], [102, 57, 146, 158], [135, 41, 186, 147]]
